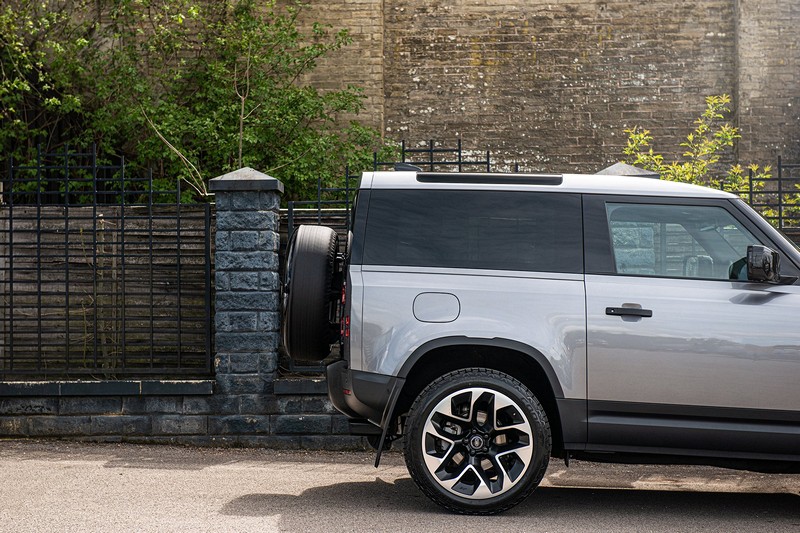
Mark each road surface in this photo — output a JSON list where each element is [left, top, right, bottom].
[[0, 440, 798, 532]]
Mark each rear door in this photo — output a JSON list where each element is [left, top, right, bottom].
[[583, 195, 800, 458]]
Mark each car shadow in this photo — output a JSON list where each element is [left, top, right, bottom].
[[220, 478, 429, 516], [221, 478, 800, 531]]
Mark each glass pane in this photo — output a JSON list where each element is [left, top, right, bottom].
[[606, 203, 760, 280], [363, 190, 583, 273]]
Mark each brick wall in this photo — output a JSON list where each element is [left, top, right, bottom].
[[737, 0, 800, 165], [293, 0, 385, 132], [294, 0, 798, 170]]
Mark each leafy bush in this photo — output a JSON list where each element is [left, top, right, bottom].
[[622, 95, 771, 191], [1, 0, 391, 200], [622, 94, 799, 224]]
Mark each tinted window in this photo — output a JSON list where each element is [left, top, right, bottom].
[[362, 190, 582, 273], [606, 203, 760, 280]]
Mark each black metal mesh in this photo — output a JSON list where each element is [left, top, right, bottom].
[[1, 146, 214, 380]]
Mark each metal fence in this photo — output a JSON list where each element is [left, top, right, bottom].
[[3, 142, 796, 380], [724, 157, 800, 230], [1, 146, 213, 380], [775, 157, 800, 229]]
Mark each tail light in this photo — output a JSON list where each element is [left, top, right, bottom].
[[340, 282, 350, 338]]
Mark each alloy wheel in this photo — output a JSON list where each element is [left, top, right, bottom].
[[421, 386, 534, 500]]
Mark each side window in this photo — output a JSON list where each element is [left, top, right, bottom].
[[363, 190, 583, 273], [606, 203, 761, 280]]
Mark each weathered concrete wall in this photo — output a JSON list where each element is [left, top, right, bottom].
[[737, 0, 800, 165], [295, 0, 799, 171], [294, 0, 385, 132], [384, 0, 737, 171]]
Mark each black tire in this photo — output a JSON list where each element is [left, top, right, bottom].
[[282, 225, 339, 364], [404, 368, 551, 515]]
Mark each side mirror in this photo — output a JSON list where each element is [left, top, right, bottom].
[[747, 245, 781, 283]]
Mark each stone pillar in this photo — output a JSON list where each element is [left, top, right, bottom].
[[209, 168, 283, 418]]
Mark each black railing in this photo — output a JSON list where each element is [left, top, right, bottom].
[[394, 139, 491, 173], [720, 157, 800, 231], [775, 156, 800, 229], [1, 146, 214, 380]]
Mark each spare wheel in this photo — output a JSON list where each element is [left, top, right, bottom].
[[282, 225, 340, 364]]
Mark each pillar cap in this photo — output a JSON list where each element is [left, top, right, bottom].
[[209, 167, 284, 193]]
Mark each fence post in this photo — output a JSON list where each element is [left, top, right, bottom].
[[778, 155, 783, 228], [209, 168, 284, 406]]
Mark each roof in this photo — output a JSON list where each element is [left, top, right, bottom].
[[360, 171, 736, 199]]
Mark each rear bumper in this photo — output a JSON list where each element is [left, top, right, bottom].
[[326, 360, 399, 427]]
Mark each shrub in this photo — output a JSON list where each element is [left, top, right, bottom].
[[622, 94, 799, 225], [622, 95, 771, 191], [1, 0, 391, 200]]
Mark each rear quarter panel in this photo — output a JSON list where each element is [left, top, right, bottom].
[[350, 266, 587, 400]]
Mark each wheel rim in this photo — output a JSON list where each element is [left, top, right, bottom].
[[421, 387, 534, 500]]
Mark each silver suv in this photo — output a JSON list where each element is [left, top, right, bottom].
[[282, 170, 800, 514]]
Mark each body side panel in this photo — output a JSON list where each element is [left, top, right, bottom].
[[357, 268, 587, 400]]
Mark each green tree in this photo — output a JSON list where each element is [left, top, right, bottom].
[[1, 0, 391, 200], [622, 95, 771, 191], [622, 94, 799, 225]]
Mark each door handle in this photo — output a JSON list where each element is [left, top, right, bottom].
[[605, 307, 653, 318]]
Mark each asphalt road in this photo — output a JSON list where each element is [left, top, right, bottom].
[[0, 440, 798, 532]]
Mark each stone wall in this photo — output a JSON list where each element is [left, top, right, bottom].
[[0, 381, 358, 449], [293, 0, 385, 132], [294, 0, 799, 171]]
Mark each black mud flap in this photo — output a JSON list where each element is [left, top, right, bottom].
[[374, 377, 405, 468]]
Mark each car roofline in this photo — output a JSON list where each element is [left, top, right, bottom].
[[359, 171, 737, 199]]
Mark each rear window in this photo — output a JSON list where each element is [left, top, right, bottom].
[[362, 190, 583, 273]]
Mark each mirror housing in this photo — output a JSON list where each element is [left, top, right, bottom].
[[747, 245, 781, 283]]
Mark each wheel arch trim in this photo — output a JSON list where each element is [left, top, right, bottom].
[[374, 336, 565, 467], [397, 336, 565, 397]]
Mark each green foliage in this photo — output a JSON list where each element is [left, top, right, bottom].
[[1, 0, 389, 200], [623, 94, 799, 224], [624, 95, 763, 188]]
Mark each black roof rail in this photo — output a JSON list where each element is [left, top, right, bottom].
[[416, 172, 563, 186]]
